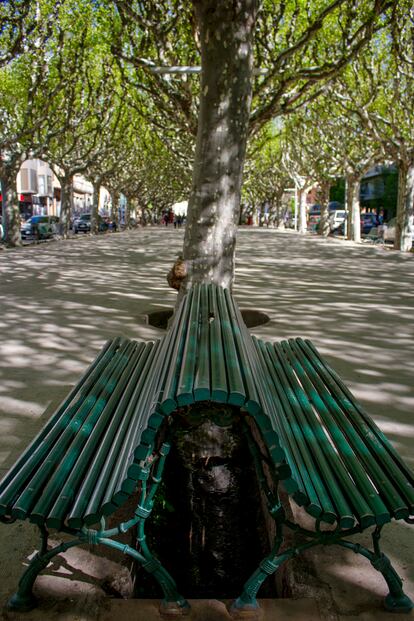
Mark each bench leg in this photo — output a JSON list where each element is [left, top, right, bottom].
[[230, 558, 281, 616], [338, 526, 413, 614], [372, 554, 413, 613], [372, 527, 413, 613], [7, 528, 83, 612], [230, 522, 285, 617], [99, 536, 189, 615]]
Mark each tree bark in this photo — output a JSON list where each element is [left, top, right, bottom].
[[91, 180, 101, 235], [317, 181, 330, 237], [395, 159, 414, 252], [58, 172, 73, 238], [0, 163, 22, 247], [346, 174, 361, 243], [110, 190, 120, 230], [182, 0, 257, 290], [298, 188, 308, 234]]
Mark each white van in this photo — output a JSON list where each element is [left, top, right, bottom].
[[329, 210, 346, 232]]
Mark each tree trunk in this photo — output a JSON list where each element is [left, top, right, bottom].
[[317, 181, 330, 237], [59, 173, 73, 238], [298, 188, 308, 234], [0, 163, 22, 247], [395, 159, 414, 252], [124, 198, 131, 229], [91, 180, 101, 235], [182, 0, 257, 290], [274, 200, 284, 229], [346, 174, 361, 243], [110, 190, 120, 230]]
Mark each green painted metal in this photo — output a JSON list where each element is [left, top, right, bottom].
[[291, 339, 408, 520], [1, 283, 413, 615], [193, 284, 212, 401], [279, 339, 387, 527], [301, 339, 414, 514], [66, 341, 158, 529], [254, 338, 326, 515], [0, 338, 121, 517], [13, 339, 137, 520]]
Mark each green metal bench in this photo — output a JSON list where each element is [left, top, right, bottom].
[[0, 284, 412, 615]]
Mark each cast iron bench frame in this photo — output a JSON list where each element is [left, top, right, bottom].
[[0, 284, 412, 615]]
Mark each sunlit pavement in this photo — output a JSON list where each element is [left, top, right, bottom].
[[0, 227, 413, 620]]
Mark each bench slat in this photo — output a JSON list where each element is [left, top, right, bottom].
[[45, 342, 153, 529], [177, 285, 203, 405], [13, 340, 138, 520], [303, 339, 414, 513], [216, 287, 246, 405], [0, 338, 121, 516], [293, 339, 410, 520], [66, 341, 154, 527], [193, 285, 212, 401], [266, 341, 351, 525], [254, 339, 324, 513], [209, 286, 230, 402], [282, 340, 391, 525], [31, 342, 147, 526]]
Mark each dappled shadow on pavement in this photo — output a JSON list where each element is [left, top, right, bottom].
[[0, 227, 412, 612], [0, 229, 183, 475], [234, 230, 414, 468]]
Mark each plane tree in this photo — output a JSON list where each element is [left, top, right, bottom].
[[243, 130, 291, 227], [319, 95, 380, 243], [333, 4, 414, 251], [111, 0, 395, 289], [281, 111, 342, 237], [0, 32, 60, 246], [279, 135, 315, 235], [0, 0, 62, 67], [286, 97, 380, 242], [35, 2, 126, 237]]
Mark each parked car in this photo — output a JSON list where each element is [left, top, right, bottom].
[[329, 209, 346, 232], [360, 213, 379, 235], [73, 213, 108, 234], [378, 217, 414, 243], [20, 215, 59, 239]]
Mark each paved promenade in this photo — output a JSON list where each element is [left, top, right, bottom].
[[0, 227, 413, 620]]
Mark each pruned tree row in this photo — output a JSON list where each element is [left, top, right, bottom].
[[1, 0, 412, 262]]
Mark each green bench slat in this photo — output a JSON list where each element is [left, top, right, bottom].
[[254, 339, 324, 515], [274, 341, 365, 528], [161, 287, 194, 411], [176, 285, 203, 406], [3, 338, 133, 520], [262, 340, 340, 523], [79, 342, 162, 525], [193, 284, 212, 401], [292, 339, 410, 520], [14, 339, 138, 521], [303, 339, 414, 513], [32, 342, 147, 527], [0, 337, 122, 516], [216, 287, 248, 406], [224, 290, 263, 417], [68, 342, 158, 528], [209, 286, 230, 402], [281, 340, 390, 526], [46, 342, 153, 529]]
